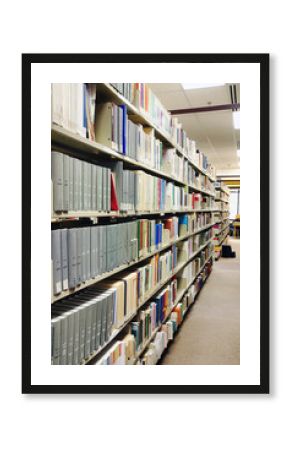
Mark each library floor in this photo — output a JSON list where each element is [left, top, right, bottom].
[[160, 237, 240, 365]]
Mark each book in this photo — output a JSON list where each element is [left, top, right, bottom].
[[51, 151, 63, 212], [51, 229, 62, 294]]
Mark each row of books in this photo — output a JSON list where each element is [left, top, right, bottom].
[[51, 233, 213, 364], [139, 258, 214, 364], [51, 150, 215, 215], [51, 212, 212, 295], [51, 84, 216, 179], [214, 180, 230, 196], [51, 83, 87, 138], [52, 151, 111, 213], [111, 83, 172, 137], [177, 246, 212, 291], [51, 285, 116, 365], [130, 280, 177, 354], [109, 83, 216, 178], [193, 194, 215, 210], [51, 243, 179, 364], [95, 282, 181, 365], [52, 222, 137, 295], [139, 303, 186, 365], [94, 257, 214, 365], [212, 222, 230, 236], [94, 103, 212, 187]]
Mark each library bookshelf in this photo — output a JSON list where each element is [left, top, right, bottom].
[[213, 181, 230, 260], [51, 83, 218, 365]]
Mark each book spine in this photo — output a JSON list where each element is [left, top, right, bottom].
[[68, 228, 77, 288], [51, 229, 62, 294], [61, 229, 68, 291], [52, 152, 64, 212], [69, 156, 74, 211], [91, 164, 97, 211], [63, 154, 69, 211]]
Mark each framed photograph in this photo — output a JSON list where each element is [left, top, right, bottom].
[[22, 53, 269, 394]]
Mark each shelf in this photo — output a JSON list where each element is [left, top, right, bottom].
[[52, 84, 215, 182], [214, 224, 230, 236], [214, 230, 229, 246], [132, 253, 213, 364], [52, 124, 216, 200], [51, 207, 218, 222], [52, 224, 214, 303], [215, 198, 230, 204], [102, 84, 217, 181], [83, 239, 213, 365]]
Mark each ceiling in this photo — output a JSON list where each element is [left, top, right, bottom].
[[148, 83, 240, 171]]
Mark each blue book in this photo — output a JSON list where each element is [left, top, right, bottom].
[[178, 215, 188, 226], [158, 223, 162, 246], [155, 223, 159, 248], [120, 105, 127, 155], [83, 84, 87, 133]]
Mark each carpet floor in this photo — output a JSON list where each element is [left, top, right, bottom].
[[160, 237, 240, 365]]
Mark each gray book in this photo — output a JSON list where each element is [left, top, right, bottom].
[[87, 162, 92, 211], [69, 156, 74, 211], [96, 226, 100, 276], [52, 307, 74, 365], [107, 168, 111, 212], [96, 165, 103, 211], [89, 300, 98, 354], [85, 227, 91, 281], [59, 314, 68, 365], [71, 308, 80, 365], [106, 225, 111, 272], [59, 301, 80, 365], [51, 316, 61, 364], [52, 151, 64, 212], [90, 227, 96, 278], [68, 228, 77, 288], [51, 229, 62, 294], [84, 302, 92, 358], [95, 298, 103, 350], [60, 229, 68, 291], [79, 160, 84, 211], [90, 288, 114, 344], [81, 161, 86, 211], [62, 299, 86, 363], [63, 154, 69, 211], [103, 226, 107, 273], [81, 228, 87, 282], [113, 224, 118, 269], [76, 228, 82, 284], [72, 295, 91, 360], [105, 290, 114, 340], [73, 158, 80, 211], [100, 294, 108, 345], [102, 168, 107, 212], [91, 165, 97, 211]]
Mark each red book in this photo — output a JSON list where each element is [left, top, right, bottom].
[[110, 174, 119, 211]]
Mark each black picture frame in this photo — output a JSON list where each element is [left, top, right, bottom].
[[22, 53, 269, 394]]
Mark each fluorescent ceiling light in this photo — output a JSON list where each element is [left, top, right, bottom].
[[237, 149, 240, 158], [182, 83, 225, 90], [233, 111, 240, 129]]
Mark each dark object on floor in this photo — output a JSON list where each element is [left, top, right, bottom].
[[222, 245, 236, 258]]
